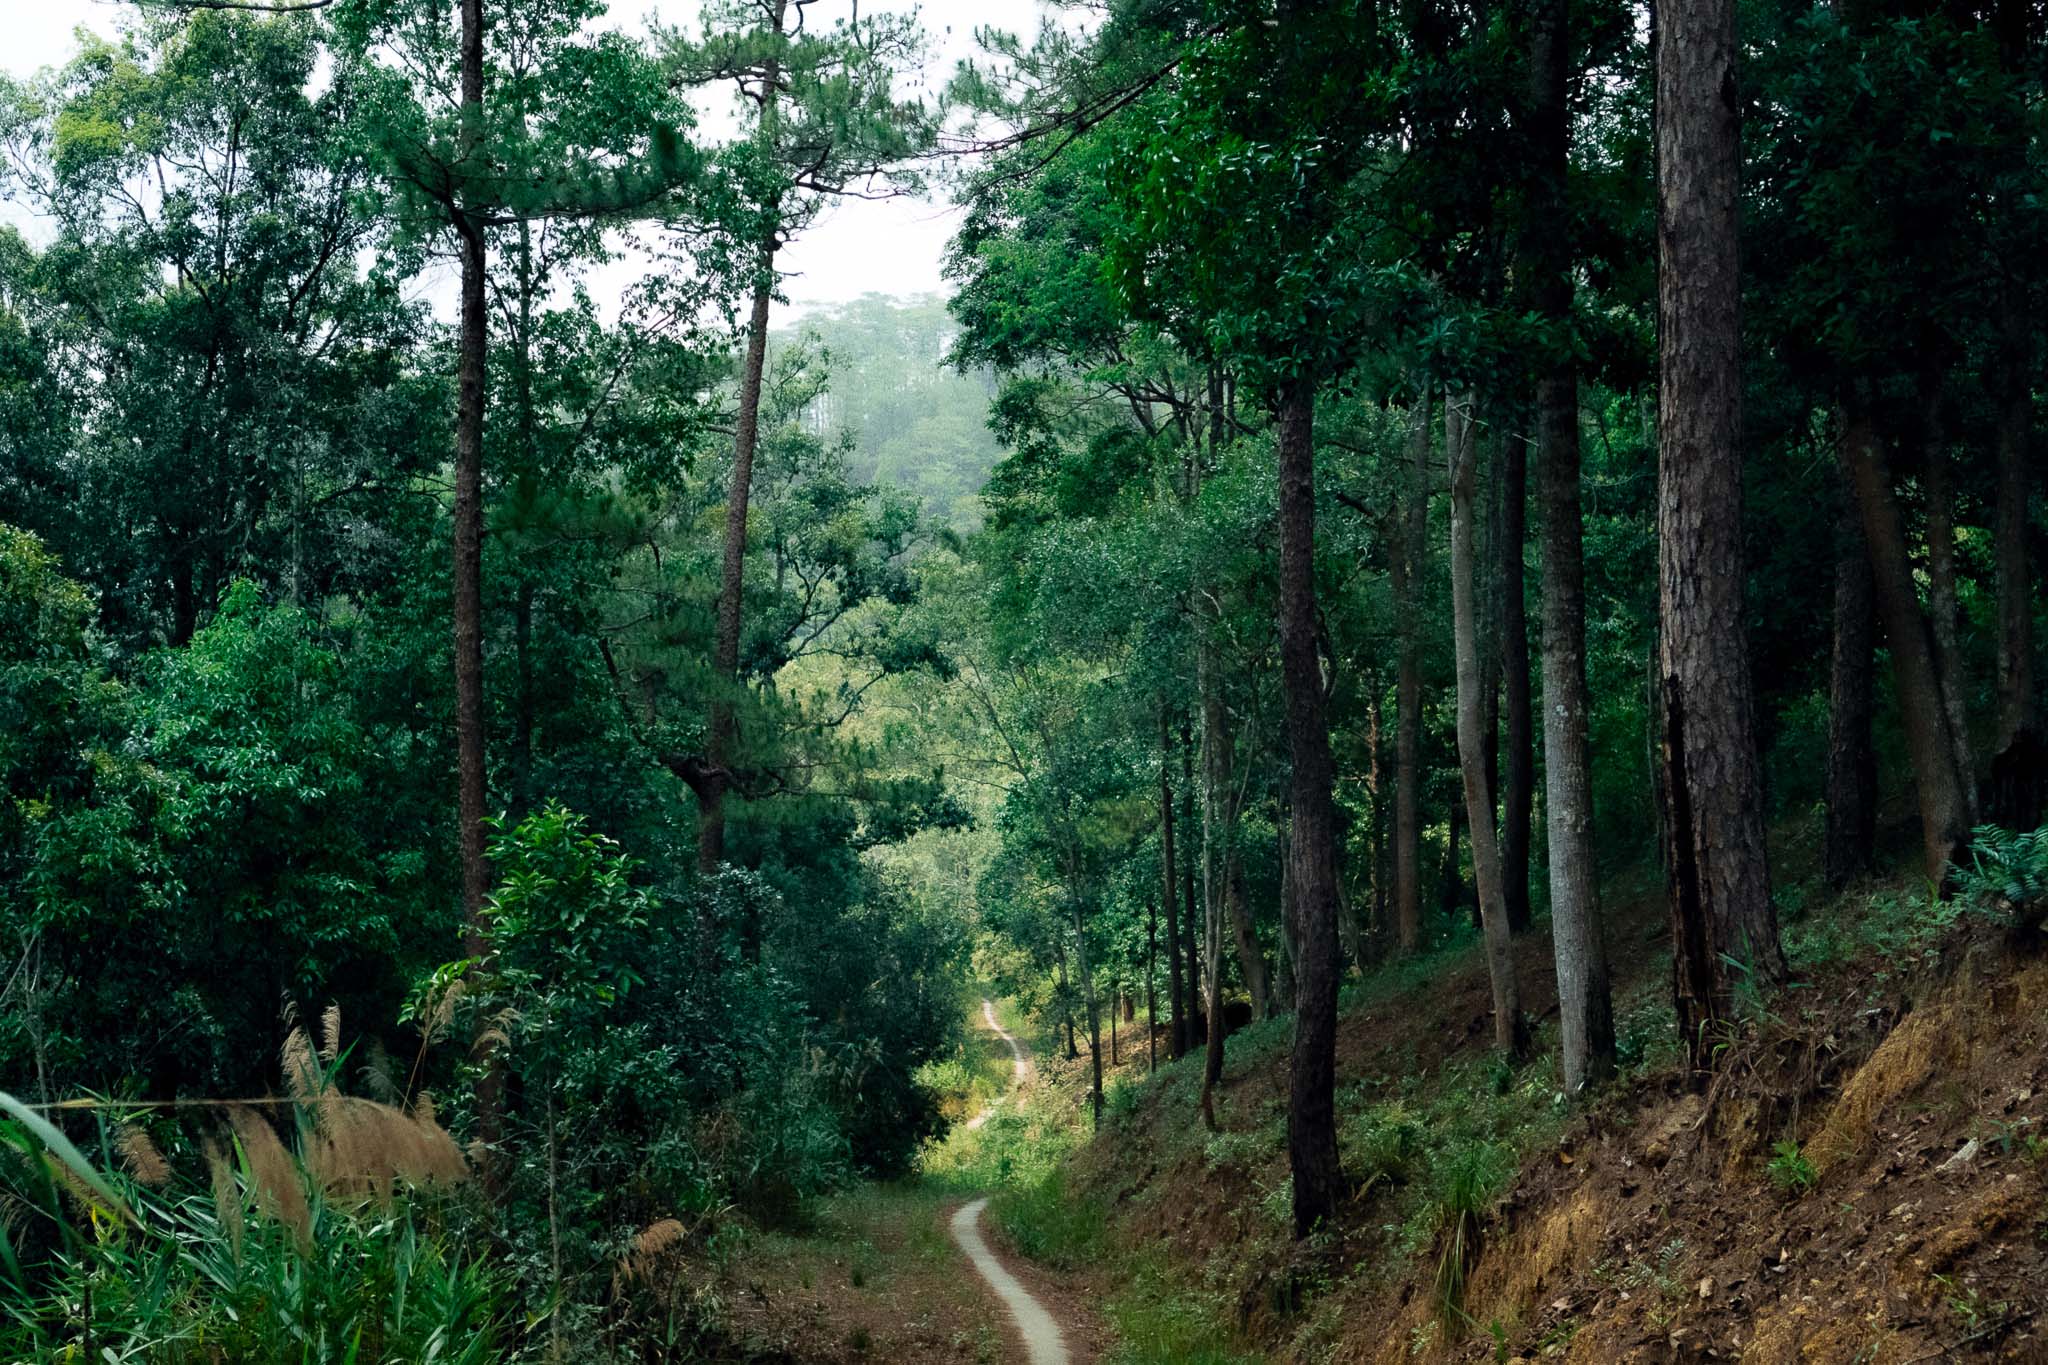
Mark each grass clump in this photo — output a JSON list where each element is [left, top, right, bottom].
[[1105, 1251, 1261, 1365], [1765, 1138, 1818, 1194], [988, 1168, 1107, 1270], [1339, 1100, 1425, 1196]]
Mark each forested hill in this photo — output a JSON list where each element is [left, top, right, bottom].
[[0, 0, 2045, 1363], [777, 295, 1003, 532]]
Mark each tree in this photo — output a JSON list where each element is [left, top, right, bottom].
[[1519, 0, 1614, 1089], [1654, 0, 1785, 1069], [1446, 397, 1527, 1058], [671, 0, 937, 872]]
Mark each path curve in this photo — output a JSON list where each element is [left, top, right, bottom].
[[950, 1197, 1070, 1365], [950, 999, 1071, 1365], [966, 998, 1030, 1129]]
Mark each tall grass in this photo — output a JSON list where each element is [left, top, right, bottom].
[[0, 1021, 507, 1362]]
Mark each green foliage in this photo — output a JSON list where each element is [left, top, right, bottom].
[[1766, 1139, 1819, 1195], [1959, 823, 2048, 919], [987, 1168, 1107, 1271], [1103, 1251, 1262, 1365], [0, 1093, 507, 1363]]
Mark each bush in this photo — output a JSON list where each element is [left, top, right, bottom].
[[1959, 823, 2048, 929]]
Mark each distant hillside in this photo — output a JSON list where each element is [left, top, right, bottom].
[[778, 294, 1003, 533]]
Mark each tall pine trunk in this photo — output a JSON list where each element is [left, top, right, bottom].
[[1448, 398, 1528, 1058], [1825, 475, 1877, 890], [1275, 378, 1343, 1239], [701, 0, 787, 876], [701, 236, 778, 876], [453, 0, 490, 950], [1392, 393, 1429, 953], [1655, 0, 1785, 1071], [1839, 402, 1972, 878]]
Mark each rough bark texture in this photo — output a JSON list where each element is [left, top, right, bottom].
[[453, 0, 490, 950], [1497, 419, 1535, 936], [1839, 405, 1972, 878], [1275, 380, 1343, 1239], [1994, 295, 2036, 758], [1392, 395, 1429, 953], [1654, 0, 1785, 1072], [1448, 398, 1529, 1058]]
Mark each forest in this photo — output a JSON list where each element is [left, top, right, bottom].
[[0, 0, 2042, 1360]]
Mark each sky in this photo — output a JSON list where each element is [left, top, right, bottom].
[[0, 0, 1048, 317]]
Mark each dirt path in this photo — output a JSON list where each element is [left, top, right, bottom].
[[967, 997, 1030, 1130], [951, 1000, 1072, 1365]]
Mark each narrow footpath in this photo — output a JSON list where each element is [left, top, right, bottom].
[[949, 1000, 1071, 1365]]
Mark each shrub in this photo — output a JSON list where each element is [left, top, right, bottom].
[[1766, 1139, 1818, 1194]]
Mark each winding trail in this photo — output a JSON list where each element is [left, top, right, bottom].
[[950, 1000, 1071, 1365]]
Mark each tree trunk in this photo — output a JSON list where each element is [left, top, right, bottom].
[[1825, 475, 1877, 891], [1159, 706, 1188, 1061], [1839, 403, 1972, 878], [1197, 648, 1229, 1129], [1919, 387, 1976, 816], [1146, 898, 1158, 1072], [1392, 394, 1429, 953], [1523, 0, 1612, 1089], [1277, 810, 1301, 1010], [1987, 0, 2040, 830], [701, 236, 778, 876], [1069, 897, 1103, 1125], [1367, 686, 1388, 953], [1182, 716, 1201, 1045], [453, 0, 491, 949], [1448, 397, 1529, 1058], [1655, 0, 1785, 1072], [1053, 941, 1078, 1061], [1497, 419, 1536, 936], [1204, 677, 1273, 1021], [1275, 378, 1344, 1240]]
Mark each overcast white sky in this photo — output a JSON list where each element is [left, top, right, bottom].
[[2, 0, 1047, 316]]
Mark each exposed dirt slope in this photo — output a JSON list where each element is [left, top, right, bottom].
[[1072, 872, 2048, 1363]]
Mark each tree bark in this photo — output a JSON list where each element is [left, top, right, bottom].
[[1523, 0, 1612, 1089], [1073, 892, 1105, 1129], [1448, 397, 1529, 1058], [1182, 716, 1201, 1044], [701, 0, 788, 875], [1497, 420, 1535, 936], [1204, 678, 1273, 1021], [701, 235, 778, 875], [1392, 393, 1429, 953], [1275, 378, 1344, 1240], [1197, 648, 1228, 1130], [1655, 0, 1785, 1072], [453, 0, 491, 950], [1146, 897, 1158, 1072], [1839, 403, 1972, 878], [1993, 288, 2037, 762], [1825, 475, 1877, 891], [1160, 706, 1189, 1060]]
